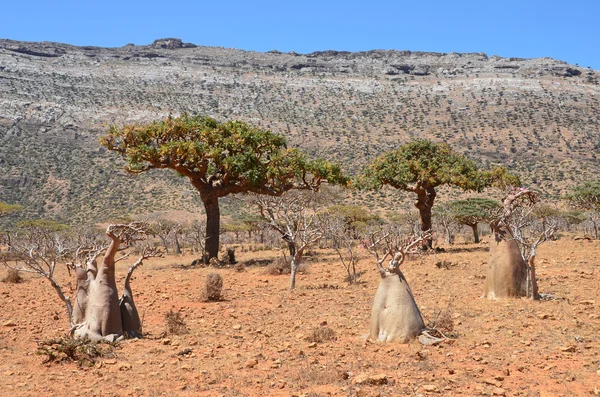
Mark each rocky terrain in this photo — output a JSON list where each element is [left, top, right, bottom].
[[0, 38, 599, 223], [1, 237, 599, 396]]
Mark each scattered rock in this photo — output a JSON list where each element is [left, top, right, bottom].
[[492, 387, 506, 396], [245, 359, 258, 368], [352, 373, 388, 385], [422, 384, 440, 393], [3, 320, 16, 327]]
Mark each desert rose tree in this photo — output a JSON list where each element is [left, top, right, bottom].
[[358, 140, 503, 248], [483, 188, 556, 300], [101, 114, 347, 261], [364, 227, 431, 343], [2, 221, 161, 341]]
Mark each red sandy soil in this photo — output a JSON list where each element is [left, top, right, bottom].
[[1, 237, 599, 397]]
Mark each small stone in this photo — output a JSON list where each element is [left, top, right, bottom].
[[244, 359, 258, 368], [537, 313, 549, 320], [492, 387, 506, 396], [352, 373, 387, 386], [422, 384, 440, 393], [3, 320, 16, 327], [161, 339, 172, 345], [118, 362, 132, 371], [560, 345, 577, 352], [232, 324, 242, 331], [308, 342, 317, 348]]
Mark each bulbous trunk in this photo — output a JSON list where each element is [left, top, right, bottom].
[[483, 232, 528, 299], [120, 279, 141, 338], [414, 185, 436, 249], [72, 267, 89, 325], [369, 271, 425, 343], [73, 257, 123, 341], [201, 194, 221, 261]]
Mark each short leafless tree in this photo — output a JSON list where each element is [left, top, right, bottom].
[[253, 190, 325, 290], [321, 213, 360, 284]]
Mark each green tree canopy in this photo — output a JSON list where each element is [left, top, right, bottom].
[[358, 139, 515, 247], [565, 181, 600, 212], [448, 197, 500, 243], [100, 114, 348, 259], [0, 201, 23, 217]]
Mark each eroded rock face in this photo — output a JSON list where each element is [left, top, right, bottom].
[[369, 271, 424, 343]]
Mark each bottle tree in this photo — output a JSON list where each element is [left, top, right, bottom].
[[100, 114, 347, 260], [358, 140, 505, 248]]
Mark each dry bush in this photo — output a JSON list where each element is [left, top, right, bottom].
[[164, 309, 188, 335], [264, 257, 290, 275], [2, 268, 23, 283], [305, 325, 337, 343], [201, 273, 223, 301], [292, 359, 343, 387], [36, 337, 119, 367], [430, 306, 455, 334], [233, 262, 246, 272]]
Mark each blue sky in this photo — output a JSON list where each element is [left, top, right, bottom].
[[3, 0, 599, 70]]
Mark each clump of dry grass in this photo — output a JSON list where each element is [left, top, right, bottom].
[[429, 305, 455, 335], [2, 268, 23, 283], [201, 273, 223, 301], [305, 325, 337, 343], [36, 337, 119, 367], [164, 309, 188, 335], [264, 257, 290, 275], [292, 359, 342, 387]]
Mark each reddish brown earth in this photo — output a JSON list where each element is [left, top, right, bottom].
[[1, 237, 599, 397]]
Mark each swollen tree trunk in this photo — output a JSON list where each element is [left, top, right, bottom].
[[483, 229, 528, 300], [370, 269, 425, 343], [74, 235, 123, 342], [201, 194, 221, 261], [414, 185, 436, 249]]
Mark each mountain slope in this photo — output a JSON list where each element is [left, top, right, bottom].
[[0, 38, 599, 223]]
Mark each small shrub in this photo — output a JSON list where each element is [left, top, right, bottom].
[[265, 257, 291, 275], [201, 273, 223, 301], [305, 325, 336, 343], [430, 306, 454, 334], [36, 337, 118, 367], [233, 262, 246, 272], [165, 309, 188, 335], [2, 268, 23, 283]]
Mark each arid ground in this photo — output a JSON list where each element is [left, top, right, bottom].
[[1, 236, 599, 397]]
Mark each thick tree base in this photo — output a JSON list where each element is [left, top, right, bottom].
[[369, 272, 425, 343], [483, 239, 528, 299]]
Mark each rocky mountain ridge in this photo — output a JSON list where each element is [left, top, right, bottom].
[[1, 38, 599, 223]]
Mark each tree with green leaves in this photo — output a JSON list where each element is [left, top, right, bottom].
[[358, 140, 513, 248], [101, 114, 347, 260], [564, 181, 600, 238], [0, 201, 23, 217], [448, 198, 500, 243]]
